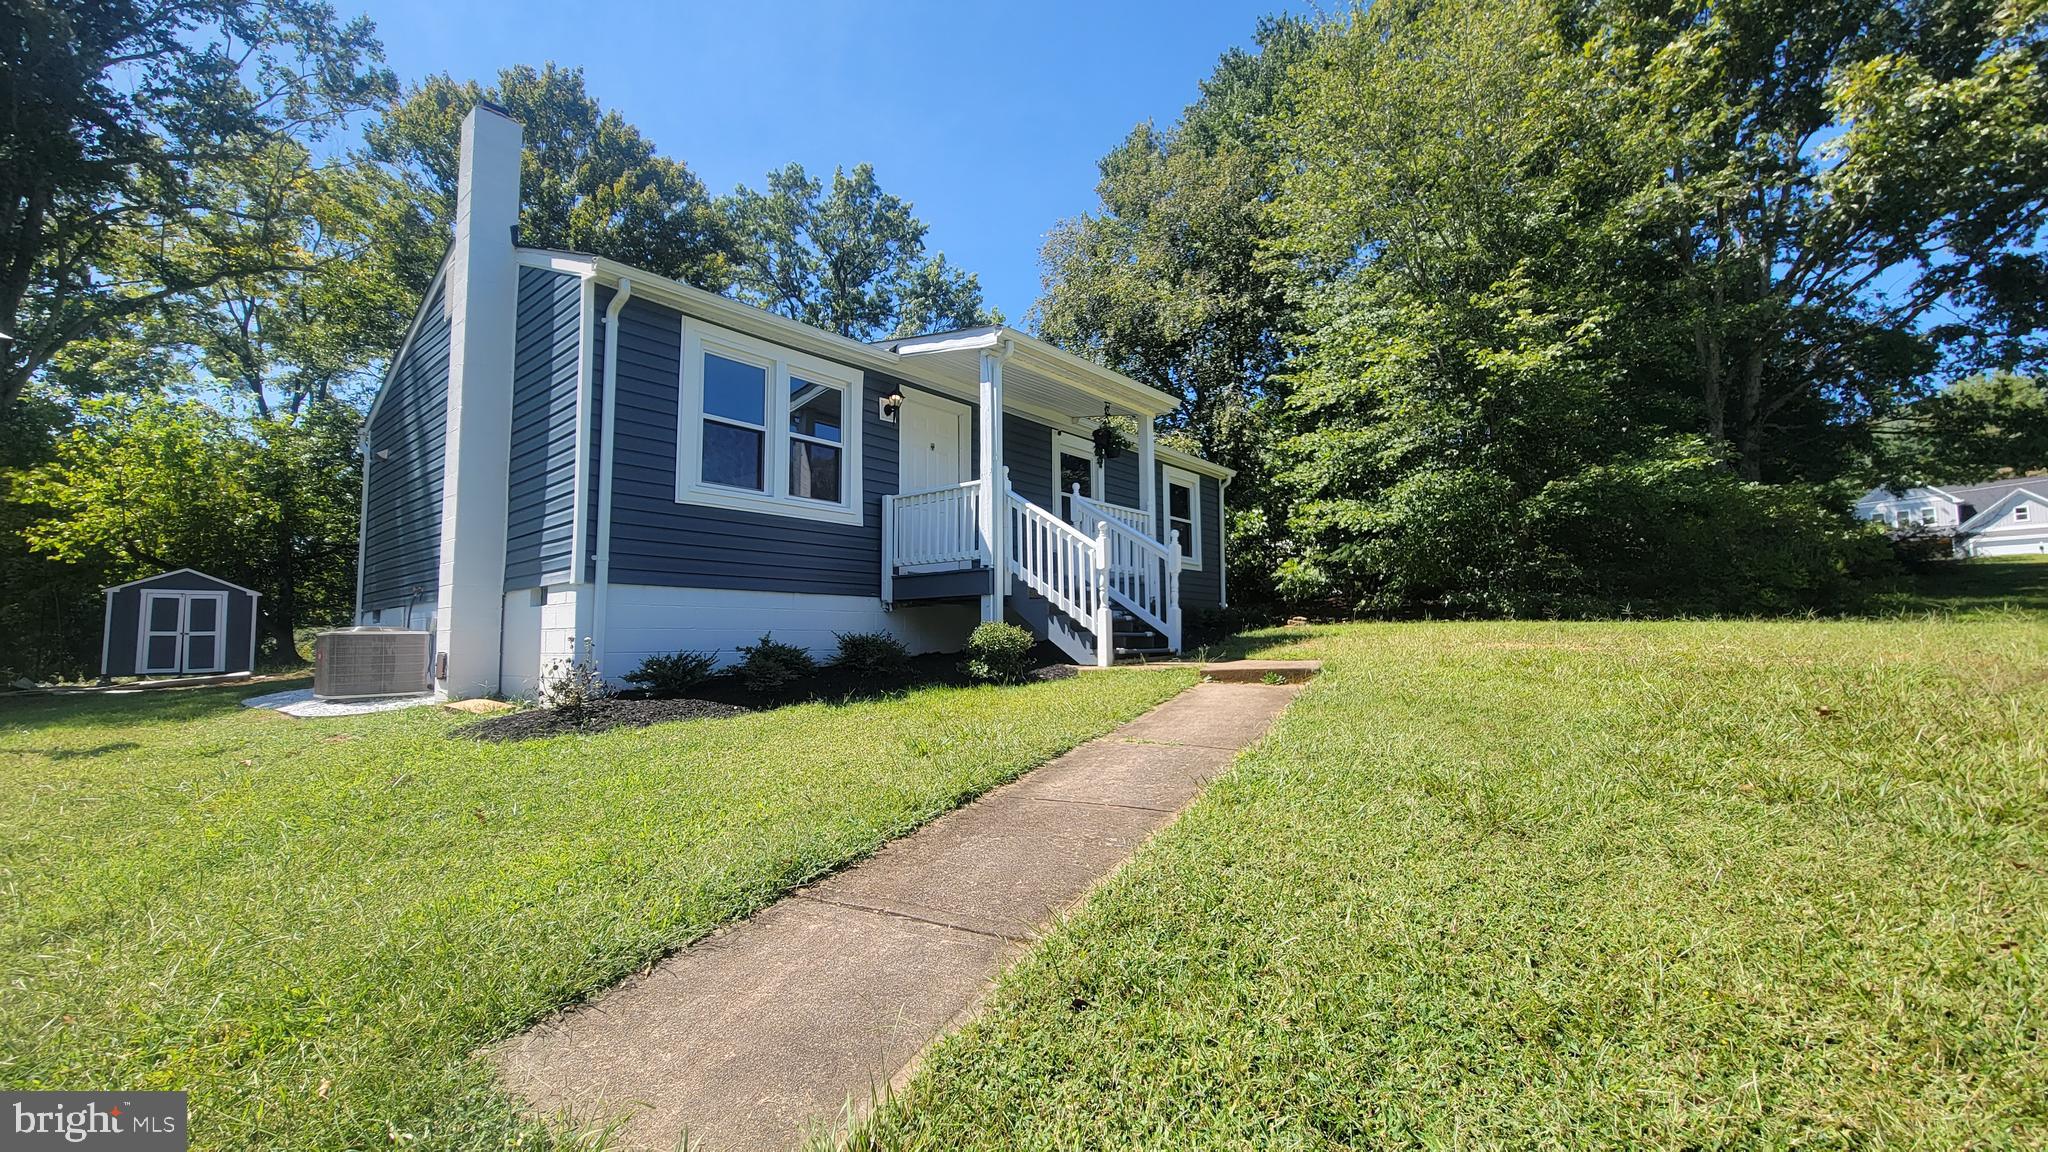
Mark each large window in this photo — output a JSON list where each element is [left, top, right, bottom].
[[677, 321, 863, 524], [1163, 465, 1202, 569]]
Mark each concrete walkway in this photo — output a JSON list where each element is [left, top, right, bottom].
[[494, 681, 1302, 1152]]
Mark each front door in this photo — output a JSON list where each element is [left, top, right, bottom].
[[900, 391, 971, 492], [139, 590, 228, 675], [1055, 432, 1100, 522]]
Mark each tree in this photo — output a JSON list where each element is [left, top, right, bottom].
[[1034, 16, 1312, 472], [728, 162, 995, 341], [1264, 0, 1885, 615], [361, 63, 738, 300], [1578, 0, 2048, 480], [14, 393, 362, 656], [1, 0, 394, 413], [1908, 373, 2048, 482]]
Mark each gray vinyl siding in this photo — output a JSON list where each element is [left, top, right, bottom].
[[359, 280, 450, 614], [595, 295, 903, 596], [1104, 451, 1141, 508], [104, 571, 258, 676], [1004, 415, 1056, 509], [505, 267, 583, 589]]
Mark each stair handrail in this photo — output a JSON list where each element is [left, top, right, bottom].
[[1006, 488, 1105, 631], [1069, 487, 1181, 649]]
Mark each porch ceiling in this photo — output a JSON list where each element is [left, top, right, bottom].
[[882, 327, 1178, 420]]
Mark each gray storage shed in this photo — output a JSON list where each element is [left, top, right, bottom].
[[101, 569, 262, 678]]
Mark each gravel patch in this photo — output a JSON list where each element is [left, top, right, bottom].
[[453, 697, 750, 742]]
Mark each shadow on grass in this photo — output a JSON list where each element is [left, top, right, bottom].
[[1886, 556, 2048, 617], [0, 676, 313, 733]]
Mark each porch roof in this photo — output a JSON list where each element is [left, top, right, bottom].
[[881, 326, 1181, 421]]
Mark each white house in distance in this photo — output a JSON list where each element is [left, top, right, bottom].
[[1855, 478, 2048, 556]]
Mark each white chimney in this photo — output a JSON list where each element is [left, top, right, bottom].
[[433, 104, 522, 699]]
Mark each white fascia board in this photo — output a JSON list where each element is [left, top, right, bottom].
[[1157, 444, 1235, 481], [102, 567, 263, 597]]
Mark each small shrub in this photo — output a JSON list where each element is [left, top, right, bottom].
[[734, 633, 817, 693], [539, 637, 610, 726], [963, 621, 1035, 684], [621, 649, 718, 698], [831, 630, 910, 679]]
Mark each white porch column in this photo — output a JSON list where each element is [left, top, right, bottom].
[[1137, 414, 1158, 541], [433, 104, 522, 699], [978, 347, 1006, 622]]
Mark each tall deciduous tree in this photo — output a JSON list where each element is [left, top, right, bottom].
[[14, 393, 360, 654], [360, 63, 739, 300], [1581, 0, 2048, 480], [728, 162, 994, 341], [1034, 16, 1311, 472], [0, 0, 394, 413]]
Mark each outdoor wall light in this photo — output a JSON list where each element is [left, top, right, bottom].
[[879, 391, 903, 422]]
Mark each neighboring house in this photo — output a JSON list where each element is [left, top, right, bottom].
[[356, 105, 1232, 700], [1855, 478, 2048, 557]]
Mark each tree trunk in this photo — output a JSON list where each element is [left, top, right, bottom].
[[1735, 345, 1766, 481]]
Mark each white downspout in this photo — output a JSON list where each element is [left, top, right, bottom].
[[591, 277, 632, 676]]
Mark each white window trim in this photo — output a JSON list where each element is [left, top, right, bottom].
[[2016, 504, 2032, 523], [1051, 431, 1104, 512], [676, 318, 864, 526], [1162, 463, 1203, 571]]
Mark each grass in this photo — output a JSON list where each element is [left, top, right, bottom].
[[0, 668, 1194, 1150], [843, 559, 2048, 1148]]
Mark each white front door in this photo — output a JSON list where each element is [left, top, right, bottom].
[[139, 590, 229, 675], [900, 391, 971, 492]]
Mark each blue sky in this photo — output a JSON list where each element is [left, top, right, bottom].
[[342, 0, 1305, 323]]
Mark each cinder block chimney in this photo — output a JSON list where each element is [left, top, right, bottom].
[[433, 103, 522, 699]]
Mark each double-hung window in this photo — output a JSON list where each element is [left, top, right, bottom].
[[1162, 464, 1202, 569], [678, 320, 863, 525]]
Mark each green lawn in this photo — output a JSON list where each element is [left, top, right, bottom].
[[846, 561, 2048, 1148], [0, 669, 1194, 1149]]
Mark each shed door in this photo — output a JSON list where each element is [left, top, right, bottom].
[[139, 590, 228, 675]]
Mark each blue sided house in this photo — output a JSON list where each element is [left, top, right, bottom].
[[355, 105, 1233, 700]]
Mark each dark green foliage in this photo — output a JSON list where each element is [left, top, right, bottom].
[[962, 622, 1036, 684], [727, 162, 996, 340], [621, 649, 719, 698], [734, 633, 817, 693], [831, 631, 911, 679]]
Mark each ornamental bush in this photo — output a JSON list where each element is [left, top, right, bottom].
[[963, 621, 1036, 684], [831, 630, 911, 679], [734, 633, 816, 693], [620, 649, 718, 698]]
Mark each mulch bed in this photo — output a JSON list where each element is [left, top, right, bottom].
[[453, 697, 750, 742], [451, 646, 1081, 742]]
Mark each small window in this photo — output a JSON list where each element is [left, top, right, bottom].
[[1163, 465, 1202, 569], [1920, 508, 1935, 525], [677, 320, 863, 525], [701, 352, 768, 491], [787, 376, 843, 503], [2017, 505, 2032, 523]]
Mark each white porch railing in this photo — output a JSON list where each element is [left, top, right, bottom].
[[881, 474, 1181, 666], [886, 480, 984, 571], [1008, 490, 1113, 665], [1071, 487, 1181, 650]]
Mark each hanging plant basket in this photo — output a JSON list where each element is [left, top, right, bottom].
[[1091, 409, 1130, 462]]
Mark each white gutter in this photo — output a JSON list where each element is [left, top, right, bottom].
[[591, 277, 632, 674]]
